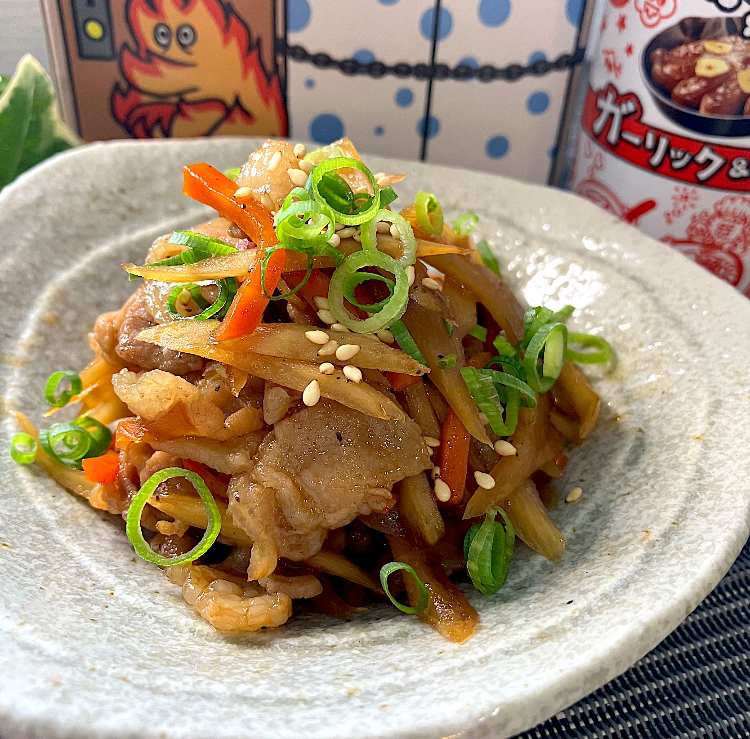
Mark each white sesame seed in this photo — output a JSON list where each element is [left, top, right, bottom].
[[434, 479, 451, 502], [305, 330, 330, 345], [338, 226, 357, 239], [313, 295, 329, 310], [352, 232, 361, 242], [376, 221, 390, 233], [293, 143, 306, 159], [474, 471, 496, 490], [406, 266, 415, 286], [268, 151, 282, 172], [342, 365, 363, 382], [390, 224, 400, 238], [478, 412, 489, 425], [335, 222, 346, 231], [298, 158, 314, 174], [261, 192, 274, 211], [423, 436, 441, 448], [494, 440, 517, 456], [422, 277, 441, 291], [317, 339, 339, 356], [335, 344, 361, 361], [376, 329, 394, 343], [327, 233, 341, 248], [376, 176, 392, 189], [234, 186, 252, 198], [565, 487, 583, 503], [317, 309, 336, 325], [302, 380, 321, 407], [319, 362, 335, 375], [331, 323, 350, 332], [287, 168, 308, 188], [430, 466, 441, 480], [373, 172, 386, 180]]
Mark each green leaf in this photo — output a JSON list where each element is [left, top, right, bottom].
[[0, 55, 80, 191]]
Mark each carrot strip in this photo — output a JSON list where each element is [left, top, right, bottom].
[[387, 372, 421, 392], [438, 408, 471, 505], [82, 450, 120, 485], [182, 163, 284, 340], [114, 418, 146, 449]]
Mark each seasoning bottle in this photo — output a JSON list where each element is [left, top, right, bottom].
[[562, 0, 750, 298]]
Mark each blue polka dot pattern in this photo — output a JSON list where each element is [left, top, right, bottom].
[[304, 78, 315, 89], [486, 135, 509, 158], [287, 0, 311, 32], [528, 51, 546, 65], [310, 113, 344, 144], [458, 56, 479, 68], [566, 0, 584, 26], [527, 91, 550, 115], [395, 88, 414, 107], [417, 115, 440, 139], [352, 49, 375, 64], [420, 7, 453, 41], [374, 126, 385, 136], [478, 0, 511, 27]]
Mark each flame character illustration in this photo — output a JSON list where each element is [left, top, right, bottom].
[[112, 0, 287, 138]]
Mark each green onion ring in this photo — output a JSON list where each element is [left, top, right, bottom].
[[125, 467, 221, 567], [379, 561, 429, 614], [317, 171, 354, 212], [479, 368, 536, 407], [461, 367, 520, 437], [379, 186, 398, 208], [262, 250, 314, 301], [414, 191, 444, 236], [492, 334, 516, 357], [550, 305, 575, 323], [303, 144, 345, 165], [452, 211, 479, 236], [39, 423, 92, 469], [565, 332, 611, 364], [437, 354, 457, 370], [467, 324, 487, 342], [475, 239, 501, 278], [521, 322, 567, 393], [389, 320, 428, 366], [464, 507, 515, 595], [10, 433, 37, 465], [275, 198, 337, 249], [328, 251, 409, 333], [71, 416, 112, 457], [360, 210, 417, 267], [308, 157, 381, 225], [167, 279, 238, 320], [342, 271, 394, 313], [168, 231, 238, 255], [44, 371, 83, 408], [443, 319, 455, 337]]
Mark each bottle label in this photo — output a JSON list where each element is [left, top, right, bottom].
[[570, 1, 750, 296]]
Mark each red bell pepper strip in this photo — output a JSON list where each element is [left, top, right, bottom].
[[182, 163, 284, 340], [285, 269, 331, 309], [438, 408, 471, 505], [82, 450, 120, 485], [386, 372, 421, 392]]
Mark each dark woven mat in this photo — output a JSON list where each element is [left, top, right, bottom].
[[514, 539, 750, 739]]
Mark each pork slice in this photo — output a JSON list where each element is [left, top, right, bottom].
[[228, 400, 431, 576], [115, 289, 203, 374]]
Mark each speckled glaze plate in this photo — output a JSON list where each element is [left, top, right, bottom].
[[1, 138, 750, 739]]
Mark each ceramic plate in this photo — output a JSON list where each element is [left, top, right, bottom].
[[1, 139, 749, 739]]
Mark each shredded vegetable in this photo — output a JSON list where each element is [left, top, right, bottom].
[[44, 371, 82, 409], [464, 507, 515, 595], [414, 191, 443, 236], [379, 561, 429, 614], [9, 432, 37, 464]]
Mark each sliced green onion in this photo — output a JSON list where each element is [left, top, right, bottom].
[[390, 320, 428, 366], [38, 416, 112, 469], [328, 251, 409, 333], [379, 561, 429, 615], [521, 322, 567, 393], [44, 371, 83, 408], [10, 433, 37, 465], [169, 231, 238, 255], [442, 319, 455, 337], [317, 171, 354, 212], [126, 467, 221, 567], [308, 157, 380, 225], [437, 354, 457, 370], [464, 507, 515, 595], [493, 334, 516, 357], [303, 144, 345, 165], [224, 167, 241, 180], [360, 210, 417, 267], [414, 191, 444, 236], [468, 324, 487, 342], [475, 239, 501, 278], [145, 247, 216, 270], [461, 366, 520, 436], [342, 271, 393, 313], [565, 332, 611, 364], [167, 279, 238, 320], [379, 186, 398, 208], [452, 211, 479, 236], [522, 306, 553, 346], [486, 354, 525, 381], [479, 368, 536, 406], [274, 198, 336, 249], [550, 305, 575, 323]]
